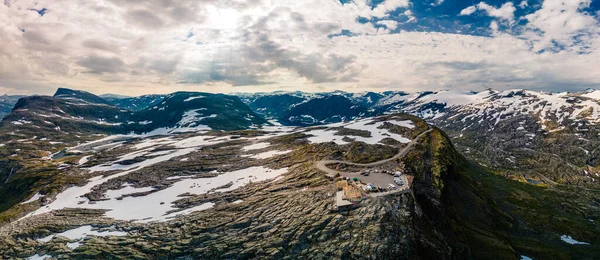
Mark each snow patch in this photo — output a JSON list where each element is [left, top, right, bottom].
[[184, 96, 205, 102], [27, 254, 52, 260], [242, 142, 271, 151], [305, 129, 348, 145], [78, 155, 92, 165], [76, 166, 287, 222], [20, 193, 44, 205], [243, 150, 292, 159], [37, 225, 127, 243], [560, 235, 590, 245], [177, 109, 214, 128]]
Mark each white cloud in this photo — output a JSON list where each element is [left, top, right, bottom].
[[332, 31, 600, 92], [459, 6, 477, 16], [370, 0, 410, 18], [519, 0, 528, 8], [431, 0, 444, 7], [477, 2, 516, 22], [524, 0, 598, 50], [459, 2, 516, 23], [490, 20, 499, 34], [377, 20, 399, 30], [403, 9, 417, 23], [0, 0, 599, 96]]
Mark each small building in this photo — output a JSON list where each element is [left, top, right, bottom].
[[335, 191, 354, 211], [343, 185, 365, 203]]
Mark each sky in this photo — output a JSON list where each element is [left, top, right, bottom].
[[1, 0, 600, 96]]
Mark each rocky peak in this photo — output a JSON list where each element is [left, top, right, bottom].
[[53, 88, 112, 106]]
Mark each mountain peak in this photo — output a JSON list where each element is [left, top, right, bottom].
[[53, 88, 111, 105]]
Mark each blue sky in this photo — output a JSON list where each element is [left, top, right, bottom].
[[343, 0, 598, 49], [0, 0, 599, 95]]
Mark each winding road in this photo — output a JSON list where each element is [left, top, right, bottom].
[[315, 128, 434, 177]]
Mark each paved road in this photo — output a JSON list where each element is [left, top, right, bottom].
[[315, 128, 434, 176]]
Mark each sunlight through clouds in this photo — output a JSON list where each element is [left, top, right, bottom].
[[0, 0, 599, 95]]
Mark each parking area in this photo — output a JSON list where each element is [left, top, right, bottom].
[[339, 171, 395, 188], [339, 170, 410, 194]]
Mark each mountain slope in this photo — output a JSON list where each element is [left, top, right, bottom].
[[131, 92, 268, 132], [103, 94, 167, 111], [237, 89, 600, 189], [53, 88, 113, 106], [0, 89, 267, 146], [238, 91, 401, 124], [0, 114, 470, 258], [279, 95, 372, 126], [0, 89, 270, 211], [394, 89, 600, 188], [0, 95, 130, 158], [0, 114, 596, 259], [246, 93, 305, 119]]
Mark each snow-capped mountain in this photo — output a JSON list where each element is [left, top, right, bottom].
[[236, 89, 600, 188], [131, 92, 267, 132], [0, 89, 267, 159], [386, 89, 600, 127], [239, 88, 600, 130], [236, 90, 405, 125], [396, 89, 600, 188]]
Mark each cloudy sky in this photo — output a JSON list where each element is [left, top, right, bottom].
[[1, 0, 600, 96]]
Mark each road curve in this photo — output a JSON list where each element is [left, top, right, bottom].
[[315, 128, 434, 176]]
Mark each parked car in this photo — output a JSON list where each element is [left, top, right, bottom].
[[394, 177, 404, 186]]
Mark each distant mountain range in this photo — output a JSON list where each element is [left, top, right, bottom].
[[236, 90, 400, 125], [101, 94, 167, 111], [0, 88, 266, 159], [236, 89, 600, 188], [3, 88, 600, 187], [0, 95, 25, 120]]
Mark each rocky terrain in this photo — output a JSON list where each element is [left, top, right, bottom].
[[235, 89, 600, 190], [394, 89, 600, 189], [0, 108, 597, 259], [0, 88, 598, 259], [0, 88, 268, 222]]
